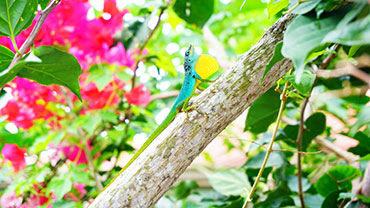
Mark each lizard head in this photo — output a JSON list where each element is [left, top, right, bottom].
[[184, 44, 197, 72]]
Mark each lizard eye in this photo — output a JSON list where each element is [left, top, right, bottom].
[[188, 58, 191, 62], [185, 51, 190, 56]]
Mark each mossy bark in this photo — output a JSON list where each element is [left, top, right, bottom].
[[89, 13, 296, 208]]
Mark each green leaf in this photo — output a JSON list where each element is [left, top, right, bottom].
[[323, 15, 370, 46], [47, 176, 73, 200], [100, 111, 119, 124], [30, 134, 51, 154], [81, 115, 102, 135], [38, 0, 51, 9], [205, 169, 250, 196], [173, 0, 214, 27], [349, 106, 370, 136], [0, 61, 25, 88], [173, 180, 199, 200], [321, 191, 340, 208], [115, 71, 131, 82], [357, 153, 370, 161], [244, 88, 280, 134], [348, 132, 370, 157], [283, 112, 326, 151], [262, 41, 284, 83], [0, 88, 12, 109], [315, 165, 362, 197], [0, 45, 14, 72], [287, 175, 311, 192], [0, 0, 37, 37], [282, 12, 342, 81], [323, 98, 348, 120], [267, 0, 289, 19], [348, 45, 361, 57], [290, 0, 321, 14], [285, 72, 316, 97], [88, 64, 113, 91], [16, 46, 82, 100], [245, 150, 286, 168], [304, 194, 325, 208], [71, 164, 91, 184]]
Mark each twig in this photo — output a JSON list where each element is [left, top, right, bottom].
[[312, 85, 369, 104], [295, 44, 341, 208], [297, 98, 309, 208], [316, 65, 370, 86], [314, 137, 359, 164], [123, 1, 170, 138], [243, 70, 291, 208], [227, 137, 321, 154], [148, 90, 179, 103], [7, 0, 60, 70], [81, 136, 104, 192], [61, 87, 104, 191]]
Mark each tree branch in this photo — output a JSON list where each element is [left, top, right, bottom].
[[7, 0, 60, 70], [89, 13, 296, 208], [316, 65, 370, 86]]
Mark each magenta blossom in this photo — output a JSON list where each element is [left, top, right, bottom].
[[1, 144, 27, 172], [124, 84, 151, 106]]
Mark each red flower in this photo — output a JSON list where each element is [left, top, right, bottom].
[[1, 144, 27, 172], [124, 84, 151, 105], [63, 145, 89, 165]]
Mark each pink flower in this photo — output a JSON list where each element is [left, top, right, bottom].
[[0, 78, 62, 129], [0, 192, 22, 208], [63, 145, 89, 165], [102, 42, 136, 68], [19, 183, 54, 208], [124, 84, 151, 105], [1, 144, 27, 172]]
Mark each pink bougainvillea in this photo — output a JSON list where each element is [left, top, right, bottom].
[[0, 0, 137, 129], [124, 84, 151, 105], [63, 145, 89, 165], [0, 78, 61, 129], [19, 184, 55, 208], [0, 192, 23, 208], [1, 144, 27, 172]]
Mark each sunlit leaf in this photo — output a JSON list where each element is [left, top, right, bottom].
[[267, 0, 289, 18], [349, 106, 370, 136], [173, 0, 214, 27], [205, 169, 250, 196], [173, 180, 199, 200], [282, 12, 342, 81], [315, 165, 361, 197], [0, 45, 14, 72], [47, 176, 73, 200], [285, 72, 316, 97], [245, 88, 280, 134], [16, 46, 82, 100], [0, 0, 37, 37], [262, 41, 284, 83], [289, 0, 321, 14]]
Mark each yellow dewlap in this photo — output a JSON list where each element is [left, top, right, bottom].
[[194, 55, 218, 79]]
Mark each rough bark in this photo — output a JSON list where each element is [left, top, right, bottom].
[[89, 13, 296, 208]]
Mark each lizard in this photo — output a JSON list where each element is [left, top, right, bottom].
[[102, 44, 219, 191]]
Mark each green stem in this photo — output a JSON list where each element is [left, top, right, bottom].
[[10, 36, 19, 54], [242, 71, 291, 208], [283, 0, 301, 14], [5, 0, 19, 53]]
